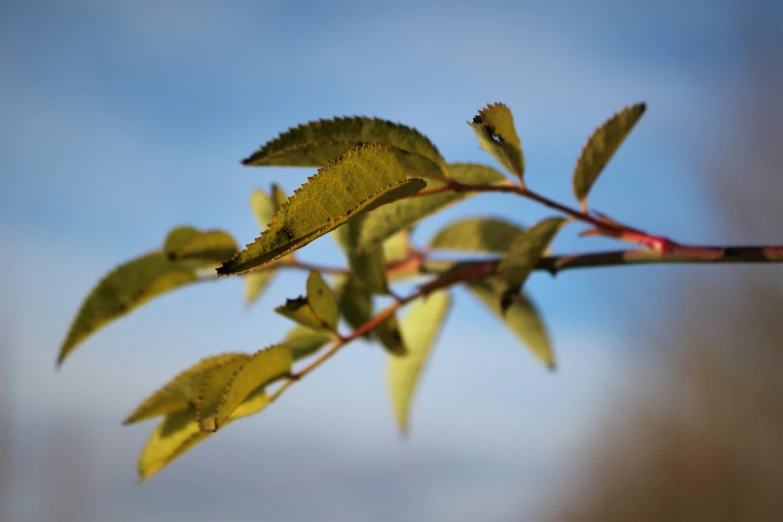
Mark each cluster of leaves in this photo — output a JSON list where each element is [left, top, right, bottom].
[[58, 101, 646, 479]]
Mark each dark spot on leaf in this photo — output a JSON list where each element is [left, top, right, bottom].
[[472, 115, 483, 124], [279, 226, 294, 239], [284, 296, 308, 310], [500, 288, 517, 313]]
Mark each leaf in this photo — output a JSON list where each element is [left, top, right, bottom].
[[388, 291, 451, 434], [337, 275, 373, 332], [305, 270, 339, 330], [374, 314, 407, 356], [244, 270, 276, 308], [333, 214, 388, 294], [357, 163, 507, 251], [58, 253, 202, 364], [123, 353, 247, 424], [250, 188, 278, 229], [429, 216, 524, 253], [218, 145, 427, 276], [137, 387, 268, 480], [383, 229, 412, 264], [242, 116, 447, 175], [162, 226, 200, 253], [271, 183, 288, 210], [572, 103, 646, 210], [282, 325, 334, 360], [466, 278, 554, 368], [275, 296, 328, 330], [469, 103, 525, 180], [198, 345, 293, 432], [165, 229, 238, 263], [498, 217, 566, 290]]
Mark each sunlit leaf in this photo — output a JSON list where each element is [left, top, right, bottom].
[[282, 325, 334, 360], [383, 229, 412, 264], [466, 278, 554, 368], [250, 188, 278, 229], [162, 226, 200, 253], [58, 253, 203, 364], [198, 345, 293, 432], [499, 217, 566, 290], [166, 229, 238, 263], [374, 314, 407, 356], [137, 387, 268, 480], [242, 116, 447, 176], [244, 270, 276, 308], [469, 103, 525, 180], [429, 216, 524, 253], [275, 296, 328, 330], [357, 163, 507, 250], [388, 291, 451, 434], [124, 353, 247, 424], [305, 270, 339, 330], [572, 103, 646, 209], [218, 145, 427, 276]]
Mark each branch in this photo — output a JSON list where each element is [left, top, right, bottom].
[[416, 180, 673, 252], [422, 245, 783, 277]]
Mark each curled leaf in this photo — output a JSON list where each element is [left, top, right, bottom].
[[572, 103, 646, 210], [305, 270, 339, 330], [469, 103, 525, 180], [218, 145, 427, 276], [388, 291, 451, 434]]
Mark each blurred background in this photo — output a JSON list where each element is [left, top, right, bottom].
[[2, 1, 781, 521]]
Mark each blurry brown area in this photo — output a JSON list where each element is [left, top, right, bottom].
[[544, 8, 783, 522]]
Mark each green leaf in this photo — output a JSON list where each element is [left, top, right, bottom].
[[333, 214, 388, 294], [58, 252, 202, 364], [388, 291, 451, 434], [198, 345, 293, 432], [572, 103, 646, 210], [137, 387, 268, 480], [466, 278, 554, 368], [250, 188, 278, 229], [218, 145, 427, 276], [275, 296, 328, 330], [337, 275, 373, 332], [282, 325, 334, 360], [383, 229, 412, 264], [244, 270, 276, 308], [162, 226, 200, 253], [124, 353, 247, 424], [498, 217, 566, 290], [271, 183, 288, 210], [469, 103, 525, 180], [250, 184, 289, 230], [429, 216, 524, 253], [374, 314, 407, 356], [357, 163, 506, 251], [305, 270, 339, 330], [242, 116, 447, 176], [165, 229, 238, 263]]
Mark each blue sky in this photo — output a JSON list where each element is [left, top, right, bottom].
[[1, 1, 773, 521]]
